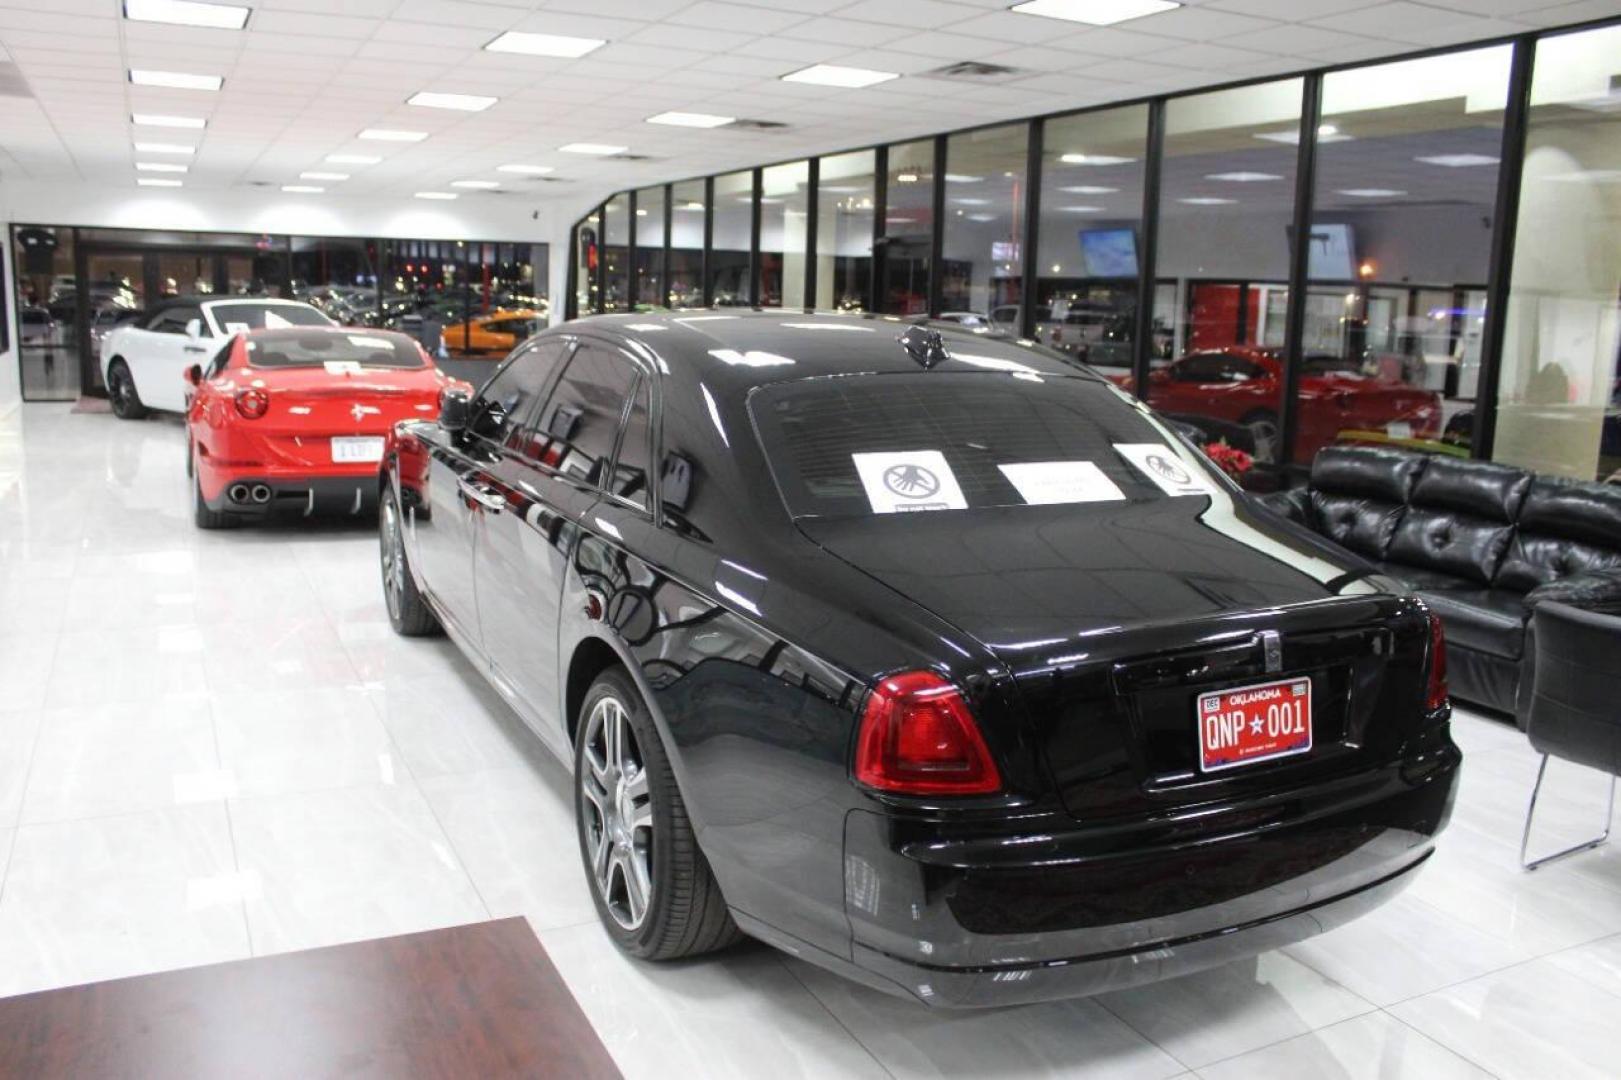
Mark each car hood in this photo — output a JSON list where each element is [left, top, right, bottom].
[[795, 494, 1373, 663]]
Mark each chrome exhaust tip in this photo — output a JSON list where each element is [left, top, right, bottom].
[[228, 483, 251, 504], [250, 484, 272, 504]]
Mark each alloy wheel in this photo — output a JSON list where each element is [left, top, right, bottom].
[[579, 695, 654, 930], [380, 497, 405, 622]]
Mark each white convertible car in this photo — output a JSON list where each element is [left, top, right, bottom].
[[100, 296, 334, 418]]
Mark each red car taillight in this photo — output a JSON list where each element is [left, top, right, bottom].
[[235, 388, 269, 420], [853, 670, 1001, 796], [1425, 612, 1449, 712]]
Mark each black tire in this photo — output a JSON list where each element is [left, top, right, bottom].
[[191, 457, 235, 530], [575, 667, 741, 961], [380, 487, 441, 636], [107, 359, 149, 420], [1240, 409, 1280, 465]]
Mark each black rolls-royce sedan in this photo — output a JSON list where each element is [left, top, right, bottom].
[[377, 311, 1459, 1008]]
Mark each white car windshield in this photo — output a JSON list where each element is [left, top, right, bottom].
[[207, 301, 333, 332]]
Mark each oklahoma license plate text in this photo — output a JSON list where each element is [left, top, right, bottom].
[[1197, 676, 1312, 772], [331, 436, 385, 463]]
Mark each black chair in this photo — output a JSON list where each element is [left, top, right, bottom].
[[1520, 601, 1621, 870]]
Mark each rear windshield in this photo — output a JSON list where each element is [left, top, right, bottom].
[[751, 373, 1222, 519], [209, 302, 332, 332], [244, 330, 425, 369]]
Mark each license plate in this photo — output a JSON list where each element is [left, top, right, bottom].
[[331, 436, 385, 463], [1197, 676, 1312, 772], [1386, 421, 1412, 438]]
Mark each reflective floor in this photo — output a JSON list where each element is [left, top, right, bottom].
[[2, 402, 1619, 1079]]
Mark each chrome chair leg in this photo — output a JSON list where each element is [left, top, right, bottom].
[[1521, 754, 1618, 871]]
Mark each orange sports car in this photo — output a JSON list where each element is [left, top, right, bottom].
[[442, 309, 543, 355]]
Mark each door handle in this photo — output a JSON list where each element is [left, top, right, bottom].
[[457, 478, 506, 513], [183, 345, 207, 354]]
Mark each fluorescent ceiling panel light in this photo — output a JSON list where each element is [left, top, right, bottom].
[[1011, 0, 1180, 27], [677, 201, 704, 210], [360, 128, 427, 142], [646, 111, 735, 128], [133, 113, 205, 129], [966, 214, 997, 222], [281, 185, 323, 193], [1060, 205, 1104, 212], [123, 0, 249, 31], [895, 172, 920, 183], [129, 69, 223, 91], [135, 142, 194, 155], [136, 162, 188, 173], [953, 197, 990, 206], [559, 143, 625, 155], [781, 64, 898, 89], [484, 30, 605, 58], [137, 178, 183, 187], [407, 91, 497, 112], [1179, 196, 1236, 205], [497, 163, 554, 175], [451, 180, 499, 189], [300, 171, 347, 180], [1337, 188, 1406, 197], [1255, 124, 1348, 145], [1415, 153, 1498, 167], [326, 154, 381, 164], [1060, 153, 1135, 165], [1061, 185, 1116, 194], [1206, 171, 1281, 182], [944, 173, 982, 183], [415, 191, 457, 200]]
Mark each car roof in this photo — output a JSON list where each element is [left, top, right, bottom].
[[563, 310, 1104, 393]]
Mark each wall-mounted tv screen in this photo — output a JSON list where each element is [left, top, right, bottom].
[[1291, 222, 1358, 280], [1079, 228, 1139, 277]]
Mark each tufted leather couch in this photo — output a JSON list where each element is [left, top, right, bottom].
[[1261, 446, 1621, 721]]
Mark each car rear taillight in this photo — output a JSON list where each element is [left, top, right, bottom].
[[235, 388, 269, 420], [1425, 612, 1448, 712], [853, 670, 1001, 796]]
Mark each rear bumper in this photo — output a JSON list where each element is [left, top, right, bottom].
[[829, 734, 1459, 1008], [201, 472, 380, 518]]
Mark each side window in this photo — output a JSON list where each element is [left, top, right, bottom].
[[531, 344, 640, 489], [205, 340, 234, 378], [145, 309, 175, 332], [470, 341, 569, 444], [609, 378, 652, 509]]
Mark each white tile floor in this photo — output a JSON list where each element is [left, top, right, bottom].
[[2, 401, 1620, 1079]]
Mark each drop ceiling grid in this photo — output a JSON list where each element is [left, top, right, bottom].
[[0, 0, 1610, 199]]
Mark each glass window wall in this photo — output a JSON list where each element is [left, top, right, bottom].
[[881, 140, 935, 315], [710, 171, 754, 306], [634, 186, 666, 310], [602, 193, 630, 313], [942, 124, 1028, 327], [816, 150, 875, 312], [759, 161, 810, 308], [669, 180, 705, 308], [576, 207, 601, 318]]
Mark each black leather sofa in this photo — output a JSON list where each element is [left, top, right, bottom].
[[1261, 446, 1621, 721]]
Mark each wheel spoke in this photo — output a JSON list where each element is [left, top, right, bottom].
[[620, 848, 650, 925]]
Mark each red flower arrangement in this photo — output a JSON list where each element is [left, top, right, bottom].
[[1204, 441, 1254, 480]]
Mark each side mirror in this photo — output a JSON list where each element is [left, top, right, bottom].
[[185, 364, 202, 386], [438, 387, 471, 433], [185, 318, 203, 340]]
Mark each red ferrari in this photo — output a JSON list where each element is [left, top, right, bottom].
[[185, 326, 466, 528], [1118, 347, 1441, 464]]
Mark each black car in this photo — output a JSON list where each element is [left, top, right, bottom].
[[377, 311, 1459, 1008]]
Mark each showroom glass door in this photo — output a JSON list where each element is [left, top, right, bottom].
[[72, 251, 145, 398]]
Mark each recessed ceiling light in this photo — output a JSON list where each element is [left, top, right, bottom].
[[407, 91, 497, 112], [635, 208, 648, 217], [137, 177, 183, 187], [136, 162, 188, 173], [123, 0, 249, 31], [415, 191, 457, 200], [1061, 185, 1117, 194], [129, 69, 223, 91], [677, 201, 704, 210], [1415, 154, 1498, 168], [1060, 205, 1106, 214], [281, 185, 323, 194], [300, 171, 348, 181], [645, 111, 735, 128], [1254, 124, 1348, 145], [781, 64, 898, 89], [484, 30, 605, 58], [966, 214, 997, 222], [944, 173, 982, 184], [451, 180, 499, 189], [1179, 196, 1237, 205], [559, 143, 626, 155], [1206, 171, 1282, 182], [133, 113, 206, 129], [1060, 153, 1135, 165], [325, 154, 381, 165], [135, 141, 195, 155], [953, 197, 990, 206], [1337, 188, 1406, 198], [497, 163, 554, 175], [1011, 0, 1180, 26], [360, 128, 427, 142], [895, 172, 920, 183]]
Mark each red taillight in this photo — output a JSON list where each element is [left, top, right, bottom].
[[235, 387, 269, 420], [853, 670, 1001, 796], [1425, 612, 1449, 712]]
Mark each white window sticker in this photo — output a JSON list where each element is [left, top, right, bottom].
[[1114, 443, 1213, 496], [852, 450, 968, 514], [323, 361, 362, 375], [998, 461, 1125, 506], [262, 310, 292, 329], [223, 322, 250, 335]]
